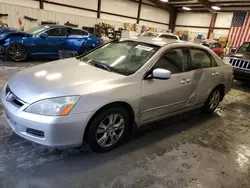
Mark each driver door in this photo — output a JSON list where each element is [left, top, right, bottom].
[[140, 48, 198, 124], [34, 28, 66, 56]]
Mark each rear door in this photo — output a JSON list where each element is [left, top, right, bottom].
[[65, 29, 89, 53], [187, 48, 220, 106], [140, 47, 198, 123]]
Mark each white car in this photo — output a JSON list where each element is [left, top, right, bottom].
[[140, 32, 180, 40]]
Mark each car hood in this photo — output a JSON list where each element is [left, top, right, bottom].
[[228, 53, 250, 60], [7, 58, 124, 103], [0, 28, 32, 40]]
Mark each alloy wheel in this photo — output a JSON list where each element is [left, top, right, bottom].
[[95, 114, 125, 148], [8, 44, 27, 62], [209, 90, 220, 110]]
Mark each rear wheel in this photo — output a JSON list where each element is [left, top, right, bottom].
[[6, 43, 28, 62], [87, 107, 129, 152], [203, 87, 221, 113]]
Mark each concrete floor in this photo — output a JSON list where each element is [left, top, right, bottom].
[[1, 60, 250, 188]]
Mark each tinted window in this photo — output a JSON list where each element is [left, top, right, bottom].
[[159, 35, 178, 40], [45, 28, 66, 36], [80, 41, 159, 76], [190, 49, 213, 69], [215, 43, 221, 48], [71, 29, 88, 36], [154, 48, 187, 74]]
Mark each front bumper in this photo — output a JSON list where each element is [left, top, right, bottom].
[[1, 86, 94, 147], [233, 68, 250, 81]]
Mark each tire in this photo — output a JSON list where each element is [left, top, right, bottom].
[[202, 87, 221, 113], [87, 106, 130, 152], [6, 43, 28, 62]]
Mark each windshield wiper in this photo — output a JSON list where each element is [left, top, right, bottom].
[[93, 62, 112, 72]]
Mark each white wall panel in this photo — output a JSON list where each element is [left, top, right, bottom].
[[102, 0, 138, 17], [49, 0, 98, 10], [139, 20, 168, 31], [44, 3, 97, 18], [213, 29, 229, 39], [100, 13, 136, 25], [215, 12, 233, 28], [176, 12, 211, 27], [175, 26, 209, 41], [0, 3, 39, 30], [140, 4, 169, 24], [0, 0, 39, 9]]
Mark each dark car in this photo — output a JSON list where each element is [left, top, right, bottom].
[[201, 40, 224, 59], [224, 41, 250, 81], [0, 25, 103, 62]]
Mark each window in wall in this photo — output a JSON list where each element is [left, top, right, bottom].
[[45, 28, 67, 37], [154, 48, 188, 74], [190, 48, 212, 69]]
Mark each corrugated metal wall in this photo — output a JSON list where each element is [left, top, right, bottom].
[[0, 1, 169, 31]]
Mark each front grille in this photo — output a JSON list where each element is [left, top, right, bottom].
[[26, 128, 45, 138], [5, 85, 26, 108], [229, 58, 250, 70]]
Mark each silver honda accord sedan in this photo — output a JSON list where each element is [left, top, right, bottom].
[[1, 36, 233, 152]]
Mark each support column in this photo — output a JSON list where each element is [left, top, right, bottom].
[[207, 13, 217, 39], [97, 0, 101, 19], [137, 0, 142, 24], [40, 0, 44, 9]]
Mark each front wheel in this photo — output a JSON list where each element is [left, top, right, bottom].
[[6, 43, 28, 62], [203, 88, 221, 113], [87, 107, 129, 152]]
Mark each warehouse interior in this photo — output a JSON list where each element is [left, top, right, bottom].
[[1, 0, 250, 188]]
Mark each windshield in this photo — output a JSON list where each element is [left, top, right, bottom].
[[26, 26, 49, 35], [141, 32, 158, 37], [79, 41, 159, 76], [237, 42, 250, 53]]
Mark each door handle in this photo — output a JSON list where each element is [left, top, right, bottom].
[[212, 73, 216, 76], [186, 79, 191, 83], [215, 72, 219, 76], [181, 79, 186, 84]]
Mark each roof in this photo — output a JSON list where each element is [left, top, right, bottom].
[[122, 36, 202, 48]]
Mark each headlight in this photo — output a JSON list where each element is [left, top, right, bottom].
[[25, 96, 80, 116]]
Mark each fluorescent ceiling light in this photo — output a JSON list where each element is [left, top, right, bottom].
[[182, 7, 191, 11], [211, 6, 221, 10], [160, 0, 168, 2]]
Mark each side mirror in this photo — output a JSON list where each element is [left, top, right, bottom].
[[230, 48, 236, 53], [151, 68, 171, 79], [40, 33, 48, 39]]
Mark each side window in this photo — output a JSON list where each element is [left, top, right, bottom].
[[210, 43, 216, 49], [211, 56, 218, 67], [215, 43, 221, 48], [190, 48, 212, 69], [45, 28, 66, 37], [159, 35, 178, 40], [71, 29, 89, 36], [154, 48, 187, 74]]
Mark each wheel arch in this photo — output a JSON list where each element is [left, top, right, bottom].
[[214, 84, 226, 101], [83, 101, 136, 140]]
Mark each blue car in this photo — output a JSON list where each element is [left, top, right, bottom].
[[0, 25, 103, 62]]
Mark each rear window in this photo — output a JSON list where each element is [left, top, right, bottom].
[[159, 35, 178, 40], [201, 42, 210, 47]]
